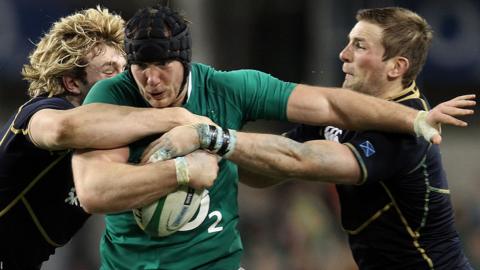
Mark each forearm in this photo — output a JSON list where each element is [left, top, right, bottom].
[[228, 132, 360, 184], [287, 85, 417, 133], [35, 103, 197, 150], [73, 154, 178, 213]]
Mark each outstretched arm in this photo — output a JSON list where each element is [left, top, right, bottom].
[[140, 94, 475, 187], [286, 85, 475, 143], [234, 133, 361, 185], [28, 103, 212, 150], [140, 126, 360, 186]]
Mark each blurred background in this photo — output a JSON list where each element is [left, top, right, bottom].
[[0, 0, 478, 269]]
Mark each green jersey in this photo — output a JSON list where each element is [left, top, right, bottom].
[[83, 63, 296, 270]]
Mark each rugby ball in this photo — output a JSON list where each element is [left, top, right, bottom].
[[132, 149, 203, 237], [133, 185, 203, 237]]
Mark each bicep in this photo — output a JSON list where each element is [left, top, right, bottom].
[[28, 109, 66, 150], [286, 84, 333, 125]]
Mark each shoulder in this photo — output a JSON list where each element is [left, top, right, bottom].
[[84, 71, 139, 105], [21, 96, 72, 118]]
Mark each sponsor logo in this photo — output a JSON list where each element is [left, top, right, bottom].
[[323, 126, 343, 142], [64, 187, 80, 206]]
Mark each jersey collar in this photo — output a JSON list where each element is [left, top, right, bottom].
[[388, 81, 420, 102]]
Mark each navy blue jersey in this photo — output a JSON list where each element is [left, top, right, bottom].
[[287, 84, 472, 270], [0, 96, 90, 269]]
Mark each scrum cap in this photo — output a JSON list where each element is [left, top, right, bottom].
[[125, 6, 191, 80]]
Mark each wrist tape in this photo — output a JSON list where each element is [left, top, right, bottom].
[[197, 124, 237, 157], [174, 157, 190, 186], [413, 110, 439, 142]]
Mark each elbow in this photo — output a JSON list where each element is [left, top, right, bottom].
[[75, 181, 104, 214]]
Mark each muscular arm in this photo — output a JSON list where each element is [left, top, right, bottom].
[[287, 86, 475, 142], [72, 147, 218, 214], [72, 147, 178, 213], [231, 132, 361, 186], [139, 125, 360, 186], [28, 103, 209, 150]]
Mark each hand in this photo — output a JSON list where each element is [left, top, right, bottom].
[[141, 125, 201, 164], [184, 150, 219, 190], [178, 108, 217, 126], [424, 94, 476, 144]]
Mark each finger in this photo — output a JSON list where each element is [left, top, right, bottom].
[[435, 106, 474, 116], [434, 113, 469, 127], [450, 94, 476, 101], [430, 134, 442, 145], [441, 99, 476, 109]]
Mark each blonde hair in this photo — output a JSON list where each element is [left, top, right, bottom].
[[357, 7, 433, 88], [22, 6, 125, 97]]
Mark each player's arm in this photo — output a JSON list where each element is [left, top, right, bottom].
[[139, 125, 360, 186], [72, 147, 218, 214], [286, 85, 476, 143], [232, 132, 361, 185], [28, 103, 211, 151]]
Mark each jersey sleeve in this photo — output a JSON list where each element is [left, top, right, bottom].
[[208, 69, 296, 121], [83, 71, 142, 107], [15, 97, 73, 130], [346, 127, 429, 185]]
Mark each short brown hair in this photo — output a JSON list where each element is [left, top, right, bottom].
[[22, 6, 125, 97], [357, 7, 433, 87]]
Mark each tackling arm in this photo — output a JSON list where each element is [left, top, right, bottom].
[[139, 125, 361, 186], [231, 132, 361, 185], [286, 85, 475, 143], [28, 103, 211, 150]]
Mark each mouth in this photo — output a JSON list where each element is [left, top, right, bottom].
[[149, 91, 168, 100], [342, 66, 353, 77]]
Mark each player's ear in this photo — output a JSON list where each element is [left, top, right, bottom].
[[387, 56, 409, 79], [62, 75, 82, 95]]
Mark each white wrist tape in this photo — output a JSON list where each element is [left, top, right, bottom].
[[413, 110, 439, 142], [174, 157, 190, 186]]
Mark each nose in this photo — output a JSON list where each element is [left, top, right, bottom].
[[339, 44, 352, 63], [144, 66, 161, 86]]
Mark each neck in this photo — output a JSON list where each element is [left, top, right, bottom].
[[171, 74, 190, 107], [376, 80, 405, 100]]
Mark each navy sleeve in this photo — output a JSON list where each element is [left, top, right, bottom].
[[14, 97, 73, 130]]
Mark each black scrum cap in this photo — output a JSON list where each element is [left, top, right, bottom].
[[125, 6, 192, 86]]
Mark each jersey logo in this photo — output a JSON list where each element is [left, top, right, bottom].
[[65, 187, 80, 206], [359, 140, 375, 157], [323, 126, 342, 142]]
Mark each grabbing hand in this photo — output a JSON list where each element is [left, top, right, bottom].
[[184, 150, 219, 190], [141, 125, 201, 164]]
